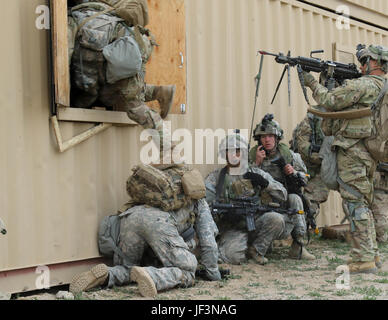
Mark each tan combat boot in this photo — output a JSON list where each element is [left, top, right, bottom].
[[347, 261, 377, 274], [375, 256, 382, 269], [288, 240, 316, 260], [152, 85, 176, 119], [130, 266, 157, 298], [69, 264, 109, 294], [248, 246, 268, 265]]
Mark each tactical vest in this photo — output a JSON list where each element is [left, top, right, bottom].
[[325, 76, 385, 140], [249, 142, 293, 165]]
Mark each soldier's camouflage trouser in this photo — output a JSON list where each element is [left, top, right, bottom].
[[108, 208, 197, 291], [217, 194, 307, 264], [303, 173, 330, 217], [336, 142, 378, 262], [371, 189, 388, 243]]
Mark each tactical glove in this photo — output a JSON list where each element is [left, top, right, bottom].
[[243, 172, 269, 189], [302, 71, 317, 88]]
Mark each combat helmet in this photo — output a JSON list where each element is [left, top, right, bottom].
[[218, 131, 249, 160], [253, 113, 284, 142], [356, 44, 388, 73]]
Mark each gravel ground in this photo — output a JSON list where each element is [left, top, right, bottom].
[[15, 235, 388, 301]]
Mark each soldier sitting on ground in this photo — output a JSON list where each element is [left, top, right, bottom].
[[249, 114, 316, 260], [205, 132, 312, 265]]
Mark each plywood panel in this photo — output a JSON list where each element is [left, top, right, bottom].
[[145, 0, 186, 115], [51, 0, 70, 107]]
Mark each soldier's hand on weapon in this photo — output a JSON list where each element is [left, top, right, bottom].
[[243, 172, 269, 189], [255, 146, 267, 166], [302, 71, 316, 87], [284, 164, 295, 176]]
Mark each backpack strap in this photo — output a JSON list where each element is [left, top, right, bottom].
[[336, 177, 363, 200], [75, 7, 116, 37], [371, 79, 388, 111]]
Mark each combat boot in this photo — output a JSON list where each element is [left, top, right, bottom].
[[152, 85, 176, 119], [69, 264, 109, 294], [130, 266, 157, 298], [347, 261, 377, 274], [375, 256, 382, 269], [288, 240, 316, 260], [248, 246, 268, 265]]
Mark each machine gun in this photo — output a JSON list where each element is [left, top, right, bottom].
[[212, 196, 304, 232], [259, 50, 362, 105], [271, 156, 319, 239]]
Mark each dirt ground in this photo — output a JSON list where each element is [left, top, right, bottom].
[[15, 235, 388, 301]]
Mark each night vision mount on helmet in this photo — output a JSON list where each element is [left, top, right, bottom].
[[253, 113, 284, 141]]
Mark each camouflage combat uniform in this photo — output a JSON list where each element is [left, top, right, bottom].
[[290, 112, 330, 218], [68, 2, 171, 150], [371, 164, 388, 243], [106, 199, 221, 291], [205, 165, 295, 264], [252, 143, 308, 238], [304, 74, 385, 263]]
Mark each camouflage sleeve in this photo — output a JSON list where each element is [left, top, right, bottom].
[[194, 199, 221, 281], [310, 78, 367, 111], [294, 116, 312, 162], [250, 167, 287, 201], [290, 151, 309, 184], [291, 150, 307, 173], [204, 169, 221, 204]]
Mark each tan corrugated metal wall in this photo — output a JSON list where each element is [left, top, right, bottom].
[[0, 0, 387, 278], [345, 0, 388, 15]]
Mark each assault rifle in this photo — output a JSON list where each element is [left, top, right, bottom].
[[271, 156, 319, 239], [211, 196, 304, 232], [259, 50, 362, 105]]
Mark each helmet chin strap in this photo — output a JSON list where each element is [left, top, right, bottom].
[[366, 57, 371, 75]]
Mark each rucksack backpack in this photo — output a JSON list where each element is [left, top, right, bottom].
[[365, 79, 388, 162], [99, 0, 149, 27], [126, 164, 205, 211]]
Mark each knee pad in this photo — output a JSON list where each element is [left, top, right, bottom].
[[346, 202, 370, 221]]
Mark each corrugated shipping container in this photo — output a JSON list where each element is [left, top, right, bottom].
[[0, 0, 387, 293]]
